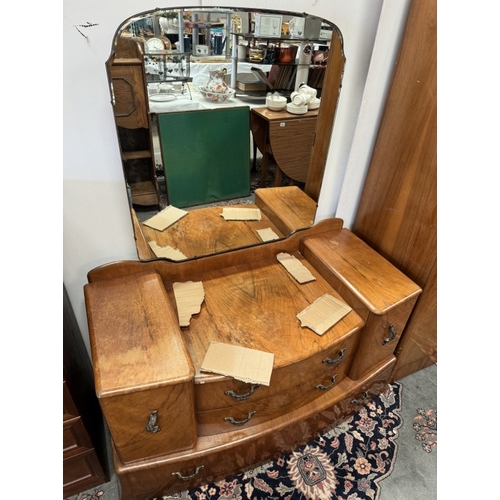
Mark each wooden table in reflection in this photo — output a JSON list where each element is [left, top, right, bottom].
[[250, 107, 319, 187]]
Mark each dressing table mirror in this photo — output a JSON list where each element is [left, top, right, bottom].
[[106, 7, 345, 261]]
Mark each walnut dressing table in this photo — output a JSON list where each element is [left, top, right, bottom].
[[84, 218, 421, 500]]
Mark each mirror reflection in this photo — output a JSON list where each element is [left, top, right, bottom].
[[107, 7, 344, 261]]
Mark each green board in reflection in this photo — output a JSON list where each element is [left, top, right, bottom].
[[157, 107, 250, 208]]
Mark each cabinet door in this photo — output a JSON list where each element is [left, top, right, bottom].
[[110, 64, 149, 129], [352, 0, 437, 380], [158, 107, 250, 207]]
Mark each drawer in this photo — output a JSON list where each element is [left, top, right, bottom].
[[63, 448, 106, 498], [63, 416, 93, 458], [63, 381, 78, 420], [114, 357, 396, 500], [101, 382, 197, 464], [197, 366, 346, 436], [195, 329, 360, 413], [348, 295, 418, 379]]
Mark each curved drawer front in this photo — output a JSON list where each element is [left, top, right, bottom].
[[115, 357, 396, 500], [195, 329, 360, 414], [197, 372, 341, 436], [196, 332, 360, 436]]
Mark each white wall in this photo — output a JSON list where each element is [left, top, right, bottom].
[[63, 0, 410, 354]]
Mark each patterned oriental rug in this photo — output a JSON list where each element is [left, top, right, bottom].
[[155, 382, 403, 500]]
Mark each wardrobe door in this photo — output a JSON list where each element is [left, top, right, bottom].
[[353, 0, 437, 380]]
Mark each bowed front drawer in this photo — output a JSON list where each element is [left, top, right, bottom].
[[114, 357, 396, 500], [195, 330, 360, 435]]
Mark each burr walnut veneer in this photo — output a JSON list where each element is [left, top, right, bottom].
[[84, 218, 421, 500]]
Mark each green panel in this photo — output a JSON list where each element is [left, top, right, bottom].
[[157, 107, 251, 208]]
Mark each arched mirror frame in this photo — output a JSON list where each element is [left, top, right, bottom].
[[107, 6, 345, 261]]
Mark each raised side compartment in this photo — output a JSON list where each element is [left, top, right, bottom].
[[84, 271, 197, 464], [299, 228, 422, 379]]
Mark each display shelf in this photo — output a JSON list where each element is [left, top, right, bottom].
[[108, 36, 160, 208], [230, 30, 330, 93], [178, 9, 233, 59]]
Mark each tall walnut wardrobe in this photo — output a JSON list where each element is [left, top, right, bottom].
[[352, 0, 437, 381]]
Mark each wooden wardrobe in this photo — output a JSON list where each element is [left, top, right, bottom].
[[352, 0, 437, 381]]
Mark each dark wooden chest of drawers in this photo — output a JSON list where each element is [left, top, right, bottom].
[[64, 285, 108, 497]]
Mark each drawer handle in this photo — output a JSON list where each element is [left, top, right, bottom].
[[145, 410, 160, 433], [322, 348, 346, 366], [225, 384, 260, 401], [172, 465, 204, 481], [224, 411, 256, 426], [316, 374, 337, 391], [382, 324, 398, 345]]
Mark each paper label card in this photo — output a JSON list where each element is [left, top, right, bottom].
[[143, 205, 188, 231], [148, 241, 187, 260], [172, 281, 205, 327], [297, 293, 352, 335], [257, 228, 280, 242], [277, 252, 316, 283], [200, 342, 274, 386], [221, 207, 262, 221]]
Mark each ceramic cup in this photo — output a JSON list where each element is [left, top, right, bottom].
[[291, 91, 310, 106], [237, 44, 248, 60], [299, 84, 317, 100]]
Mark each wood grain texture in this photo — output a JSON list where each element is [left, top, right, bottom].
[[87, 218, 344, 284], [84, 271, 195, 397], [194, 337, 357, 413], [392, 259, 437, 378], [108, 64, 149, 130], [300, 228, 422, 314], [250, 108, 319, 188], [134, 205, 285, 260], [269, 117, 317, 184], [113, 358, 395, 500], [352, 0, 437, 380], [299, 228, 421, 380], [84, 218, 419, 498], [353, 0, 436, 286], [254, 186, 317, 235], [64, 286, 108, 496], [164, 251, 363, 374]]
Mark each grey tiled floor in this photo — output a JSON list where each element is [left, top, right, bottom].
[[67, 364, 437, 500]]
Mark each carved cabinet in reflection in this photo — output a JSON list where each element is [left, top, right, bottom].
[[107, 36, 160, 207]]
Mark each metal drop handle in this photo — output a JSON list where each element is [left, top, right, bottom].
[[172, 465, 204, 481], [146, 410, 161, 433], [224, 411, 256, 426], [225, 384, 260, 401], [316, 374, 337, 391], [322, 348, 346, 366], [382, 324, 397, 345]]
